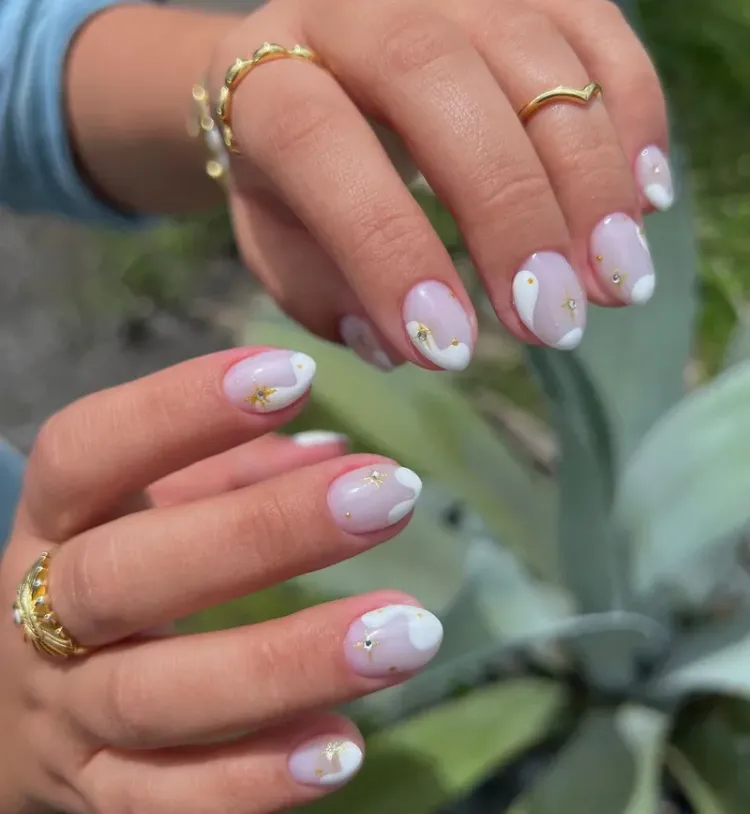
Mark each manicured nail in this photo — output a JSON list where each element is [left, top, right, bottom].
[[344, 604, 443, 677], [591, 213, 656, 305], [635, 146, 674, 212], [403, 281, 473, 371], [289, 738, 363, 787], [328, 464, 422, 534], [340, 315, 395, 372], [512, 252, 586, 350], [293, 430, 349, 448], [223, 350, 316, 413]]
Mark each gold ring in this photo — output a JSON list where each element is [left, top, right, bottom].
[[517, 82, 603, 125], [217, 42, 326, 153], [12, 552, 88, 658]]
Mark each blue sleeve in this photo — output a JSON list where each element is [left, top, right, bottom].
[[0, 0, 151, 226], [0, 440, 24, 551]]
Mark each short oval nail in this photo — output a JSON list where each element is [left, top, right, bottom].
[[403, 281, 474, 371], [512, 252, 586, 350], [293, 431, 349, 448], [635, 145, 674, 212], [223, 350, 316, 413], [344, 604, 443, 677], [327, 463, 422, 534], [289, 738, 363, 786], [591, 214, 656, 305], [340, 315, 395, 372]]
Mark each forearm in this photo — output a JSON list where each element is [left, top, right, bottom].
[[65, 4, 239, 215]]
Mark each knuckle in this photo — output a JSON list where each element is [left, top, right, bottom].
[[348, 201, 430, 270], [469, 164, 554, 226], [103, 658, 154, 747]]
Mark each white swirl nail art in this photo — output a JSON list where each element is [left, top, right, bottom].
[[360, 605, 443, 650], [223, 350, 317, 413], [512, 267, 584, 351], [289, 738, 363, 786], [406, 321, 472, 370], [387, 467, 423, 524]]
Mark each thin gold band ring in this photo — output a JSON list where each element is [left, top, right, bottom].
[[13, 551, 88, 658], [517, 83, 603, 125], [217, 42, 326, 153]]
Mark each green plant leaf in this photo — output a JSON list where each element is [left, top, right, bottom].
[[614, 360, 750, 603], [243, 305, 555, 576], [670, 697, 750, 813], [300, 679, 565, 814], [510, 706, 668, 814], [665, 747, 726, 814], [648, 612, 750, 701]]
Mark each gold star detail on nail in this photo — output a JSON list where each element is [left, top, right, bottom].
[[561, 296, 578, 320], [611, 269, 627, 287], [362, 469, 388, 487], [596, 255, 604, 262], [450, 338, 459, 346], [322, 741, 348, 773], [354, 635, 379, 662], [246, 385, 278, 408], [415, 323, 431, 343]]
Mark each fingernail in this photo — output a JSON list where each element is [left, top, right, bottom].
[[344, 604, 443, 677], [635, 145, 674, 212], [293, 430, 349, 448], [289, 738, 363, 787], [223, 350, 316, 413], [403, 281, 473, 371], [512, 252, 586, 350], [327, 464, 422, 534], [340, 315, 395, 372], [591, 214, 656, 305]]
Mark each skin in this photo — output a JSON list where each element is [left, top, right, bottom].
[[0, 349, 427, 813], [65, 0, 668, 361]]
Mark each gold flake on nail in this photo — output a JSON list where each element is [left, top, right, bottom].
[[415, 323, 430, 343], [612, 269, 627, 287], [450, 338, 459, 346], [246, 385, 278, 408], [449, 290, 456, 298], [354, 635, 379, 661], [596, 255, 603, 262], [561, 297, 578, 320], [362, 469, 388, 487]]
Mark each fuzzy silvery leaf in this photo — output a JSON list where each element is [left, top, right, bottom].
[[648, 611, 750, 701], [614, 360, 750, 605], [242, 301, 555, 576], [509, 706, 668, 814]]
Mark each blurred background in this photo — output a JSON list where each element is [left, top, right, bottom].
[[2, 1, 750, 812]]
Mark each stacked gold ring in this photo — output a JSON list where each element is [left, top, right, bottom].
[[217, 42, 325, 153], [13, 551, 87, 658]]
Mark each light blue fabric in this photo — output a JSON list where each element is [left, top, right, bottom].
[[0, 440, 24, 551], [0, 0, 148, 225]]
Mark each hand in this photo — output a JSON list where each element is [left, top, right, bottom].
[[210, 0, 669, 369], [0, 347, 438, 813]]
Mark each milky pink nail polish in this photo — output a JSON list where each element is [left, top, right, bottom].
[[328, 464, 422, 534], [512, 252, 586, 350], [288, 738, 363, 786], [223, 350, 316, 413], [344, 604, 443, 677], [591, 214, 656, 305], [635, 146, 674, 212], [339, 315, 395, 372], [403, 281, 474, 371]]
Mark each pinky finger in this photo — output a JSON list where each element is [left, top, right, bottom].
[[85, 714, 363, 814]]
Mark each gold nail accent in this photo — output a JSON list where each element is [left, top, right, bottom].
[[345, 511, 351, 518], [362, 470, 388, 487], [450, 338, 459, 346], [596, 255, 603, 262], [246, 385, 278, 408]]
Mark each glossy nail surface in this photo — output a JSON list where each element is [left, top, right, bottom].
[[328, 464, 422, 534], [293, 431, 349, 448], [289, 738, 363, 786], [512, 253, 586, 350], [345, 604, 443, 677], [340, 315, 395, 372], [591, 214, 656, 305], [635, 146, 674, 212], [223, 350, 316, 413], [403, 281, 473, 371]]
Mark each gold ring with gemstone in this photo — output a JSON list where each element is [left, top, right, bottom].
[[12, 552, 88, 658], [217, 43, 326, 153], [517, 83, 603, 125]]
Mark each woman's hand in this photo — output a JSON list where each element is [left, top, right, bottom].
[[0, 347, 439, 814], [210, 0, 670, 368]]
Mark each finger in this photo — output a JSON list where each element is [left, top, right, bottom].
[[530, 0, 674, 212], [51, 455, 423, 645], [211, 28, 478, 371], [67, 594, 443, 747], [232, 185, 402, 371], [304, 0, 587, 352], [148, 431, 349, 507], [84, 714, 364, 814], [444, 0, 656, 306], [23, 347, 317, 540]]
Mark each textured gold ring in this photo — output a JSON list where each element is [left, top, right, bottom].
[[217, 43, 326, 153], [13, 552, 88, 658], [518, 83, 603, 125]]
